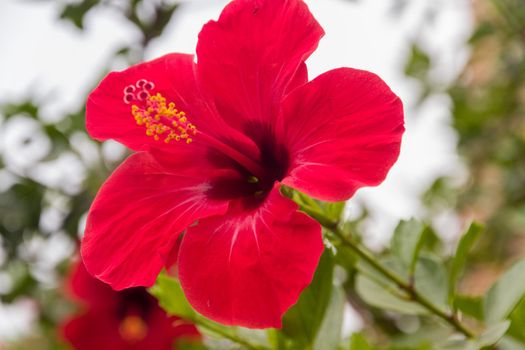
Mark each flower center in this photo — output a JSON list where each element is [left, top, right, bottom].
[[124, 79, 197, 144], [124, 79, 267, 178], [116, 288, 154, 342], [119, 315, 148, 342]]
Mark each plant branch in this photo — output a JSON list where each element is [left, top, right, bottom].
[[301, 206, 476, 339]]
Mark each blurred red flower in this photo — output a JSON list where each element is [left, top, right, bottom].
[[82, 0, 404, 328], [61, 262, 199, 350]]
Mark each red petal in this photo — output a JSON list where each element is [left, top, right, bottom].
[[88, 52, 263, 164], [178, 186, 323, 328], [61, 310, 125, 350], [81, 152, 229, 290], [286, 62, 309, 95], [280, 68, 405, 201], [67, 260, 117, 308], [163, 235, 182, 273], [197, 0, 324, 128]]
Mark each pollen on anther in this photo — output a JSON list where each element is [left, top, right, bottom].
[[130, 92, 196, 144]]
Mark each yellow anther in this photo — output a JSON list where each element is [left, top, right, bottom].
[[131, 92, 197, 144]]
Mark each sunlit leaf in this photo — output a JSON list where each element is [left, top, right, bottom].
[[484, 259, 525, 324], [149, 272, 196, 319], [355, 272, 427, 315], [356, 255, 448, 315], [508, 298, 525, 342], [477, 321, 510, 347]]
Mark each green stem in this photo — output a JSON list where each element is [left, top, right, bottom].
[[301, 207, 476, 339], [190, 317, 270, 350]]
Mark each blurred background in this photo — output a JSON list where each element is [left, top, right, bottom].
[[0, 0, 524, 348]]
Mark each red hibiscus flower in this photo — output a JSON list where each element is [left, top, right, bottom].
[[81, 0, 404, 328], [61, 261, 199, 350]]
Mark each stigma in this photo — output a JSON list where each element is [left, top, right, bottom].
[[124, 79, 197, 144]]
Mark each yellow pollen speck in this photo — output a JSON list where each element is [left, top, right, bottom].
[[131, 92, 196, 144]]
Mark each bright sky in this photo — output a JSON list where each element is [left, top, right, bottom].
[[0, 0, 472, 341]]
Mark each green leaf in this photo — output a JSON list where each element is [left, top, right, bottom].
[[435, 339, 477, 350], [282, 186, 345, 222], [390, 323, 449, 348], [282, 252, 334, 346], [2, 100, 40, 119], [449, 223, 483, 304], [149, 273, 196, 319], [356, 255, 448, 315], [404, 44, 431, 80], [291, 189, 322, 212], [59, 0, 100, 29], [508, 297, 525, 341], [391, 219, 425, 275], [469, 22, 495, 44], [175, 339, 209, 350], [437, 322, 509, 350], [477, 321, 510, 347], [454, 295, 484, 321], [349, 333, 375, 350], [333, 243, 358, 272], [266, 329, 287, 350], [497, 336, 525, 350], [355, 273, 427, 315], [322, 201, 346, 222], [484, 259, 525, 324], [414, 255, 448, 311], [313, 285, 345, 350]]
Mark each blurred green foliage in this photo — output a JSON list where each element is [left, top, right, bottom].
[[450, 0, 525, 263], [0, 0, 180, 348], [419, 0, 525, 289]]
